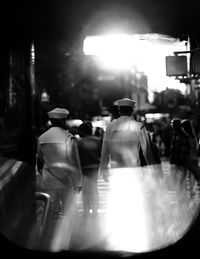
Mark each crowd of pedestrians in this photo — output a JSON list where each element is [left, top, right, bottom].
[[36, 98, 159, 217], [37, 99, 200, 214], [35, 98, 200, 249]]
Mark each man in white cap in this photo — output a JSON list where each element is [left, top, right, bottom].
[[99, 98, 155, 181], [37, 108, 83, 218]]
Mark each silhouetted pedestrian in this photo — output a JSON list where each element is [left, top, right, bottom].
[[99, 98, 155, 182], [77, 122, 102, 216], [37, 108, 83, 217], [170, 118, 190, 167], [181, 119, 200, 181]]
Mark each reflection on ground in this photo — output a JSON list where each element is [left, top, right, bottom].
[[34, 161, 200, 253]]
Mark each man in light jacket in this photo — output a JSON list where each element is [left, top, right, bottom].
[[37, 108, 82, 216], [99, 98, 155, 181]]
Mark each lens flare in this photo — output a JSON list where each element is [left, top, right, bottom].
[[105, 168, 149, 252]]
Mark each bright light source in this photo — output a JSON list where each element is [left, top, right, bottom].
[[83, 33, 188, 93], [83, 34, 133, 56], [83, 34, 141, 70], [145, 113, 170, 120]]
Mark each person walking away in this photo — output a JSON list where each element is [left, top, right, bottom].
[[181, 119, 200, 182], [99, 98, 155, 181], [169, 118, 190, 189], [169, 118, 190, 167], [37, 108, 82, 214], [99, 98, 158, 248], [132, 114, 162, 171], [149, 132, 161, 165], [37, 108, 83, 244], [77, 122, 102, 216], [37, 108, 83, 250], [94, 126, 104, 146]]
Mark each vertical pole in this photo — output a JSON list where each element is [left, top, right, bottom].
[[22, 40, 36, 166], [128, 71, 132, 99]]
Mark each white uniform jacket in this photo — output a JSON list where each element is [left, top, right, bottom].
[[37, 127, 82, 190], [100, 116, 155, 170]]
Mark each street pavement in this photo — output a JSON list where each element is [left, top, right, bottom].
[[34, 159, 200, 253]]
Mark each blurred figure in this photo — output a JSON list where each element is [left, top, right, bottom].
[[169, 118, 190, 167], [37, 108, 83, 217], [94, 126, 104, 145], [169, 118, 190, 186], [77, 122, 102, 216], [149, 132, 162, 165], [181, 119, 200, 181], [132, 112, 145, 124], [84, 120, 93, 129], [161, 118, 173, 158], [132, 113, 158, 167], [139, 130, 163, 178], [110, 101, 120, 120], [99, 98, 155, 182], [149, 131, 163, 178], [94, 126, 104, 137]]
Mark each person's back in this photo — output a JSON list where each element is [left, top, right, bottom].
[[78, 135, 101, 169], [77, 122, 101, 215], [37, 108, 82, 208], [100, 98, 155, 181], [107, 116, 143, 167], [38, 126, 79, 189], [37, 108, 82, 249]]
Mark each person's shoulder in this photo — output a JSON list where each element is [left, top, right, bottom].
[[105, 119, 116, 131], [90, 135, 102, 143], [130, 119, 144, 129], [108, 119, 117, 125], [38, 128, 51, 142], [66, 131, 76, 140]]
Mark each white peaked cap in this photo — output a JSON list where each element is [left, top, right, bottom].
[[116, 98, 136, 107], [47, 108, 69, 119]]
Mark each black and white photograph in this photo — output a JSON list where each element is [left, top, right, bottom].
[[0, 0, 200, 257]]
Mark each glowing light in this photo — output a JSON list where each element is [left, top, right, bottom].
[[103, 165, 200, 253], [145, 113, 170, 121], [105, 168, 149, 252], [50, 194, 78, 251], [31, 42, 35, 64], [84, 34, 141, 71], [66, 119, 83, 127], [41, 89, 50, 102], [83, 33, 188, 92], [36, 163, 200, 252]]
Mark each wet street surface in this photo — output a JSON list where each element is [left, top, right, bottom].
[[34, 160, 200, 253]]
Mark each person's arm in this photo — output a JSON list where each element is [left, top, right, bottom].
[[138, 126, 155, 165], [99, 126, 111, 182], [67, 137, 83, 192]]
